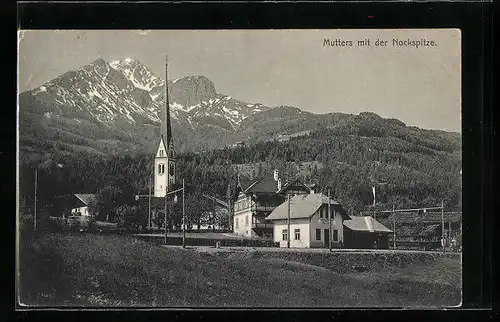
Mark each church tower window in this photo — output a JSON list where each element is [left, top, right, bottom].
[[158, 163, 165, 174]]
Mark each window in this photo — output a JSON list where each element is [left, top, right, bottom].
[[169, 163, 174, 176], [245, 215, 249, 226], [333, 229, 338, 242], [316, 229, 321, 240], [319, 207, 323, 218], [294, 229, 300, 240], [158, 163, 165, 174], [235, 218, 239, 229], [159, 149, 164, 157], [282, 229, 288, 241]]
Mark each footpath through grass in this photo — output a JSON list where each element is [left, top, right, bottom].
[[18, 232, 461, 308]]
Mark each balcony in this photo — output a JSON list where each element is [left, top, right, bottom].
[[252, 222, 274, 229], [251, 205, 277, 213]]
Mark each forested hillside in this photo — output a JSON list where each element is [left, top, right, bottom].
[[19, 112, 461, 219]]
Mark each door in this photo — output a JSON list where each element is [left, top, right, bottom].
[[324, 229, 330, 248]]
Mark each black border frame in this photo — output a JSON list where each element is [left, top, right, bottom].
[[13, 0, 494, 319]]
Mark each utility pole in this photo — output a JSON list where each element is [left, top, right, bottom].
[[213, 192, 216, 232], [227, 182, 232, 232], [182, 179, 186, 248], [34, 168, 38, 233], [148, 174, 152, 230], [392, 205, 396, 250], [459, 212, 462, 251], [287, 194, 291, 248], [164, 191, 168, 245], [441, 199, 445, 253], [328, 189, 332, 251], [448, 212, 452, 246]]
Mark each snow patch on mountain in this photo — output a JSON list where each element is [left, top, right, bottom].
[[170, 102, 184, 111], [23, 57, 275, 144]]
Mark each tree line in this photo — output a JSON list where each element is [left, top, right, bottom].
[[18, 124, 461, 228]]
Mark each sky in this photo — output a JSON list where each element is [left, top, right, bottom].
[[18, 29, 461, 132]]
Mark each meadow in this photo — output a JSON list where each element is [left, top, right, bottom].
[[18, 232, 461, 308]]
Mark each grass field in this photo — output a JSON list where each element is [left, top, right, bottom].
[[18, 232, 461, 308]]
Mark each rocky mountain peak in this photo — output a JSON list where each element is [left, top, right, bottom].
[[168, 75, 217, 107]]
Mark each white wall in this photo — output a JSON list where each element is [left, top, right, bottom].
[[273, 218, 311, 248], [71, 206, 90, 217], [271, 205, 344, 248], [233, 193, 255, 237], [154, 157, 168, 197], [309, 208, 344, 248]]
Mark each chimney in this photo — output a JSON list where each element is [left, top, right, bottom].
[[273, 169, 279, 181]]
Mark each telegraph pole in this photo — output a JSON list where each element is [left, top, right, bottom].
[[392, 205, 396, 250], [441, 199, 445, 253], [328, 189, 332, 251], [287, 194, 291, 248], [148, 174, 152, 230], [448, 212, 452, 247], [182, 179, 186, 248], [34, 168, 38, 233], [227, 183, 232, 231], [164, 192, 168, 245]]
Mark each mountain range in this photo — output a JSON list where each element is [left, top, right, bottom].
[[18, 57, 460, 161]]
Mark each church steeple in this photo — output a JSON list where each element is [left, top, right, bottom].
[[154, 55, 176, 197], [161, 55, 174, 157]]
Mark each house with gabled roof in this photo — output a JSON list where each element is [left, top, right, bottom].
[[266, 193, 350, 248], [343, 216, 393, 249], [52, 193, 97, 218], [232, 169, 311, 238]]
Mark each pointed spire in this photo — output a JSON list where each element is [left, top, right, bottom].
[[161, 54, 173, 151]]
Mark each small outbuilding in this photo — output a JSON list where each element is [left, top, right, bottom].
[[343, 216, 392, 249], [52, 193, 97, 218]]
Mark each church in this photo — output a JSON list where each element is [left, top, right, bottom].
[[154, 55, 177, 198], [140, 55, 179, 230], [138, 56, 228, 231]]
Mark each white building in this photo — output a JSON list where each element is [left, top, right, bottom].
[[266, 193, 349, 248], [53, 193, 97, 218], [153, 57, 176, 198], [232, 170, 312, 238]]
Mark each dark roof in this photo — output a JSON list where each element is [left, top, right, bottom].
[[343, 216, 392, 233], [52, 193, 96, 210], [202, 194, 229, 208], [266, 193, 348, 221], [375, 212, 462, 223], [74, 194, 97, 206], [237, 174, 254, 191], [245, 176, 279, 194], [277, 179, 311, 194]]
